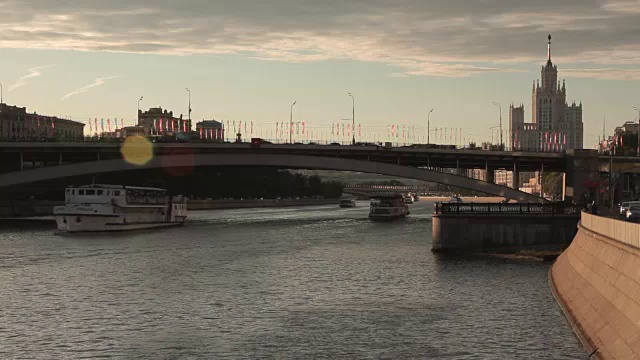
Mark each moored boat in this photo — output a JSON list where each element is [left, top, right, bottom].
[[339, 197, 357, 208], [54, 184, 187, 233], [369, 193, 410, 221]]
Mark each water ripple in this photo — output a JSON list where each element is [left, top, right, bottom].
[[0, 201, 583, 359]]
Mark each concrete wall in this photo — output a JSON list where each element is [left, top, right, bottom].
[[432, 214, 579, 252], [550, 212, 640, 359]]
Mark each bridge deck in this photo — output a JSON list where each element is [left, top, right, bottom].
[[0, 142, 568, 173]]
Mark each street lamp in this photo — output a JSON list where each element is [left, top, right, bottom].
[[186, 87, 191, 121], [492, 102, 503, 149], [348, 93, 355, 145], [427, 108, 434, 144], [290, 101, 297, 144], [137, 96, 143, 123], [634, 106, 640, 157]]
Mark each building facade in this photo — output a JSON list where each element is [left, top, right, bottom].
[[138, 107, 191, 135], [195, 120, 224, 141], [510, 35, 584, 152], [0, 103, 84, 140]]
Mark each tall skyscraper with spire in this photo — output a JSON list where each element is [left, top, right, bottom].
[[510, 35, 584, 151]]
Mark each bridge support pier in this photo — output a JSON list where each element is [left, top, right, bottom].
[[512, 163, 520, 190], [485, 164, 495, 184], [563, 150, 600, 204]]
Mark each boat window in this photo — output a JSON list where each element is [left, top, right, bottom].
[[78, 190, 85, 195], [97, 190, 103, 195], [86, 190, 95, 195], [114, 191, 120, 196]]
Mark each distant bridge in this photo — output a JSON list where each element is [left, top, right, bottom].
[[0, 142, 616, 202]]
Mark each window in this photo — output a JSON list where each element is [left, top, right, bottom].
[[79, 190, 85, 195], [114, 190, 120, 196], [97, 190, 103, 195], [71, 190, 75, 195], [86, 190, 95, 195]]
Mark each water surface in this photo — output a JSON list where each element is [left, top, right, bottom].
[[0, 201, 584, 359]]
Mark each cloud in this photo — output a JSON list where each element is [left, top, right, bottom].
[[9, 65, 54, 91], [61, 76, 120, 100], [562, 68, 640, 80], [1, 1, 640, 78]]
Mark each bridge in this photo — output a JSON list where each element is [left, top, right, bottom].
[[0, 142, 618, 203]]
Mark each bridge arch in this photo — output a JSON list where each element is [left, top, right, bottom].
[[0, 153, 545, 203]]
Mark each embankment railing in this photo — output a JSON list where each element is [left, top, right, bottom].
[[434, 202, 583, 215]]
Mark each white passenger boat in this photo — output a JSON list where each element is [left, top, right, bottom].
[[54, 185, 187, 233], [339, 197, 357, 208], [369, 193, 410, 221], [403, 194, 414, 204]]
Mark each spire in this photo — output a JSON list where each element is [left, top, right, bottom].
[[547, 34, 552, 63]]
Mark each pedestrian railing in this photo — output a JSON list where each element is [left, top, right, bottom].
[[434, 202, 583, 215]]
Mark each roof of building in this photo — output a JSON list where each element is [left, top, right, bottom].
[[197, 120, 223, 127]]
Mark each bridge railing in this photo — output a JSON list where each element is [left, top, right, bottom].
[[434, 202, 583, 215]]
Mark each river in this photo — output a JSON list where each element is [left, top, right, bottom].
[[0, 201, 584, 359]]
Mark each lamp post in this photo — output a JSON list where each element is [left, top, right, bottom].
[[137, 96, 143, 123], [427, 108, 434, 144], [290, 101, 297, 144], [634, 107, 640, 157], [492, 102, 503, 149], [186, 88, 191, 130], [348, 93, 355, 145]]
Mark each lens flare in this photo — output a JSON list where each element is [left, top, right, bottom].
[[121, 136, 153, 166]]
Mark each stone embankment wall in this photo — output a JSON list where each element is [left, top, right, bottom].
[[550, 211, 640, 359], [432, 214, 579, 252]]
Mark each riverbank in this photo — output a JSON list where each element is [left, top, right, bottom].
[[551, 211, 640, 359], [188, 198, 338, 211], [0, 198, 341, 219]]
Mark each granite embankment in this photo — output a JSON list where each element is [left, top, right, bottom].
[[550, 211, 640, 359]]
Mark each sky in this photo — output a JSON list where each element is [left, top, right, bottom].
[[1, 0, 640, 146]]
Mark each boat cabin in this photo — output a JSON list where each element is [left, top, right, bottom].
[[65, 185, 169, 206]]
